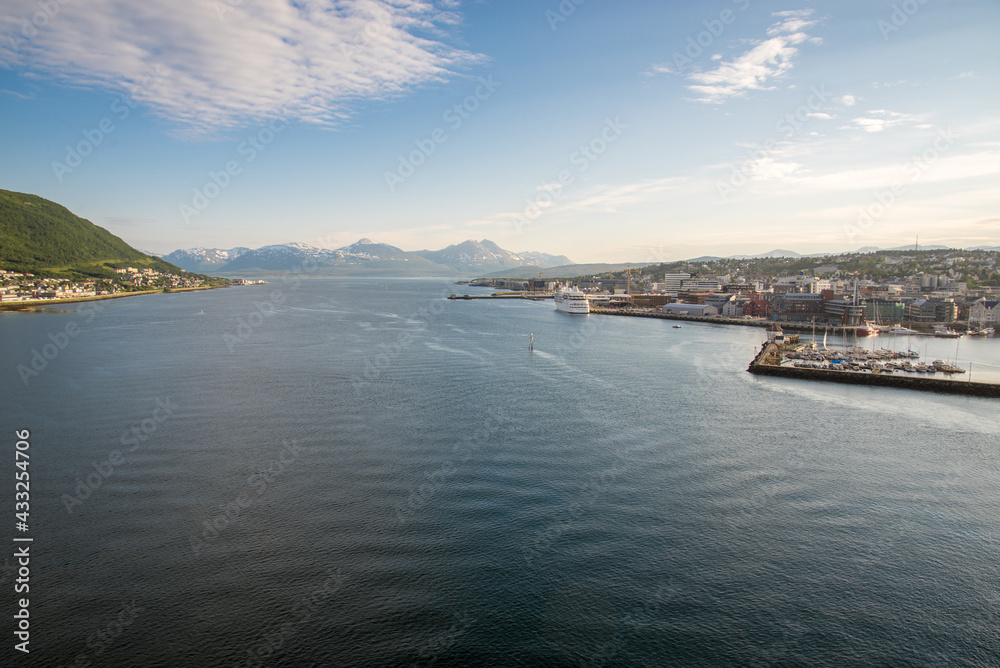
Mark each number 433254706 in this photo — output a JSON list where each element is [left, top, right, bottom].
[[16, 429, 30, 524]]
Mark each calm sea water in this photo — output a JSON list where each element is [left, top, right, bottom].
[[3, 278, 999, 667]]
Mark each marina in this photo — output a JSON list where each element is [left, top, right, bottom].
[[748, 340, 1000, 398]]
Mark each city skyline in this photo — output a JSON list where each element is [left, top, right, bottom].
[[1, 0, 998, 262]]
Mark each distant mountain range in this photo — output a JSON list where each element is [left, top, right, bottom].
[[158, 246, 250, 272], [723, 245, 954, 261], [158, 238, 1000, 278], [5, 189, 992, 281], [160, 239, 573, 277], [479, 262, 657, 279]]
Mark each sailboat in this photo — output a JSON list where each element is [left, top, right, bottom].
[[850, 275, 877, 337]]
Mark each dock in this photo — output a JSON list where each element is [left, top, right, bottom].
[[448, 293, 550, 301], [747, 342, 1000, 398], [589, 307, 867, 336]]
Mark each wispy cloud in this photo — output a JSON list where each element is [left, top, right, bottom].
[[563, 177, 687, 213], [844, 109, 919, 133], [0, 0, 481, 136], [684, 10, 820, 103], [0, 88, 33, 99]]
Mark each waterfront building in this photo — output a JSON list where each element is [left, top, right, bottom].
[[744, 293, 771, 318], [676, 291, 714, 305], [904, 298, 957, 323], [704, 293, 736, 312], [630, 294, 672, 308], [661, 303, 718, 317], [722, 298, 750, 318], [863, 300, 905, 324], [771, 293, 826, 322], [970, 298, 1000, 325], [823, 298, 864, 325]]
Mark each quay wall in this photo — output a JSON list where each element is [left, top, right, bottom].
[[589, 308, 865, 336]]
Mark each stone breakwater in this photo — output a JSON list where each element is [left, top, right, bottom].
[[747, 343, 1000, 398]]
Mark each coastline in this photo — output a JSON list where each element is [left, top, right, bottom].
[[0, 284, 229, 312]]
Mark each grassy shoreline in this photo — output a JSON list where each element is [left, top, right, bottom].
[[0, 284, 228, 311]]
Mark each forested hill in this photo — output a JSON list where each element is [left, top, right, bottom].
[[0, 189, 182, 278]]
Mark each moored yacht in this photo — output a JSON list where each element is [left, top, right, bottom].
[[933, 326, 961, 338]]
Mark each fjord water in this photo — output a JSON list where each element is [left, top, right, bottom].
[[4, 279, 999, 667]]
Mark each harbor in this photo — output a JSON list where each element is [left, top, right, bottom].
[[449, 291, 990, 337], [747, 340, 1000, 398], [449, 288, 999, 396]]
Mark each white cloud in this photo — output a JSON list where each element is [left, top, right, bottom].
[[848, 109, 918, 133], [561, 177, 687, 213], [745, 157, 804, 182], [684, 10, 819, 103], [839, 94, 856, 107], [0, 0, 481, 135], [755, 149, 1000, 195]]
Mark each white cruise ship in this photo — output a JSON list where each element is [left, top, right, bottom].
[[553, 286, 590, 314]]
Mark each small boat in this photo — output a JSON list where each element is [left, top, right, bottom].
[[856, 323, 877, 337], [933, 327, 961, 339], [932, 359, 966, 374], [672, 325, 681, 329]]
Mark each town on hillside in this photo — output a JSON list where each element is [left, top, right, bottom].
[[473, 249, 1000, 330], [0, 266, 223, 303]]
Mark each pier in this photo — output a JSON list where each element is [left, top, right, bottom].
[[747, 342, 1000, 398], [589, 307, 869, 336], [448, 292, 549, 300]]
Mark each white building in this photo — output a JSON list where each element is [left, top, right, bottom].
[[680, 278, 722, 293], [721, 299, 748, 318], [775, 275, 830, 293], [970, 298, 1000, 325], [661, 273, 691, 295]]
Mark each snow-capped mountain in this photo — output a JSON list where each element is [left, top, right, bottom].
[[161, 247, 250, 272], [162, 239, 573, 276], [412, 239, 573, 273], [516, 250, 573, 268], [414, 239, 526, 273], [337, 239, 412, 261], [216, 240, 448, 276]]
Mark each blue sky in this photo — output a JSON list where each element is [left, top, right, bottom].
[[1, 0, 997, 262]]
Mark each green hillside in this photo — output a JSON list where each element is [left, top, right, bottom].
[[0, 189, 183, 278]]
